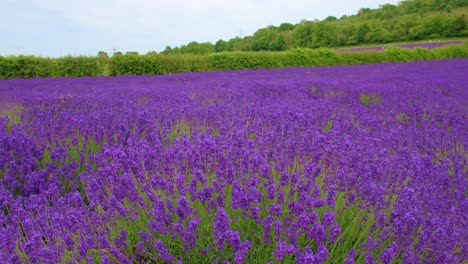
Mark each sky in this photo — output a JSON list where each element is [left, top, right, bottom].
[[1, 0, 401, 57]]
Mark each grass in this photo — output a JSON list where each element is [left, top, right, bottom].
[[1, 104, 24, 132], [396, 113, 409, 122], [167, 119, 192, 146], [359, 94, 383, 108], [322, 120, 333, 132]]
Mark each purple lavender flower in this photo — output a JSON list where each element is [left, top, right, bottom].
[[344, 249, 357, 264], [135, 241, 147, 257], [114, 228, 128, 249], [176, 196, 192, 220], [263, 216, 273, 244], [233, 240, 251, 264], [329, 223, 341, 243], [269, 204, 283, 217], [153, 240, 175, 262], [214, 207, 230, 251], [267, 183, 275, 200], [380, 242, 398, 264], [273, 240, 295, 260], [62, 233, 74, 251], [321, 211, 336, 228], [229, 230, 241, 249], [139, 231, 152, 243], [364, 254, 377, 264], [301, 246, 315, 263]]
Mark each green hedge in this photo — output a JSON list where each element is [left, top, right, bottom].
[[0, 56, 53, 79], [109, 54, 164, 76], [157, 54, 212, 73], [54, 56, 102, 77], [1, 44, 467, 79]]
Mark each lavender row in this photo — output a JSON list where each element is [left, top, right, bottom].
[[335, 40, 465, 52], [0, 59, 467, 263]]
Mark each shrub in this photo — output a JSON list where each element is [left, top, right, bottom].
[[53, 56, 102, 77], [109, 54, 164, 76]]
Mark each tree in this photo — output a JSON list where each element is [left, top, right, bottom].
[[366, 27, 394, 43], [324, 16, 338, 22], [357, 8, 372, 17], [251, 27, 287, 51], [214, 40, 227, 52], [162, 46, 173, 54], [279, 23, 294, 31], [97, 51, 109, 58], [293, 22, 313, 48], [226, 37, 248, 51], [357, 23, 370, 42]]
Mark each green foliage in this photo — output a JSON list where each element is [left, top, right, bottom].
[[162, 41, 215, 55], [0, 55, 103, 79], [360, 95, 371, 107], [287, 48, 341, 66], [432, 42, 468, 58], [109, 54, 164, 76], [157, 54, 213, 73], [167, 120, 191, 146], [384, 47, 417, 62], [54, 56, 102, 77], [0, 55, 54, 79], [214, 40, 228, 52], [359, 94, 383, 107], [322, 119, 333, 132], [209, 52, 287, 70], [251, 26, 287, 51], [338, 50, 389, 65], [396, 113, 409, 122], [278, 22, 295, 31], [413, 47, 437, 59]]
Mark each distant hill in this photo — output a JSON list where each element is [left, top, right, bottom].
[[162, 0, 468, 54]]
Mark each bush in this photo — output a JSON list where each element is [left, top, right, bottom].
[[109, 54, 164, 76], [287, 48, 341, 66], [0, 56, 55, 79], [53, 56, 102, 77], [384, 47, 420, 62], [432, 44, 468, 59], [209, 52, 287, 70], [412, 47, 436, 60], [338, 51, 389, 65]]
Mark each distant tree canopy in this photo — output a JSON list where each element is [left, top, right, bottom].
[[162, 41, 215, 55], [163, 0, 468, 54]]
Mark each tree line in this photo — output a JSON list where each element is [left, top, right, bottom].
[[161, 0, 468, 54]]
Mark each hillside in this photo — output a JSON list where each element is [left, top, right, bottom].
[[162, 0, 468, 54]]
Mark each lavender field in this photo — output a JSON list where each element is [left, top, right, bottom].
[[335, 40, 465, 52], [0, 59, 467, 263]]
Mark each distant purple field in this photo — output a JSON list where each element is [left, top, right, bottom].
[[335, 40, 465, 52], [0, 59, 467, 263]]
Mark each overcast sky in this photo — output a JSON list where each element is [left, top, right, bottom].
[[1, 0, 400, 57]]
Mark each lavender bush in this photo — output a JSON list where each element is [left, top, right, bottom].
[[0, 59, 467, 263]]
